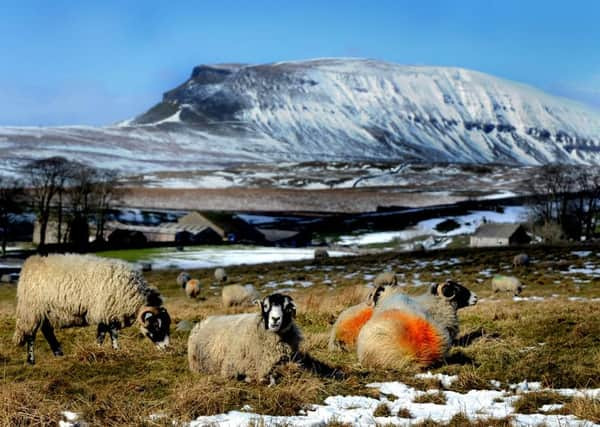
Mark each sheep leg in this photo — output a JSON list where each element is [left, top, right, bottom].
[[41, 318, 63, 356], [96, 323, 108, 345], [109, 321, 120, 350], [25, 322, 41, 364]]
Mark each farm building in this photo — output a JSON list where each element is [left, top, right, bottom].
[[256, 228, 312, 247], [178, 212, 265, 244], [104, 222, 222, 245], [470, 223, 531, 248]]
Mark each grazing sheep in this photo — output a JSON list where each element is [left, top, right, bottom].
[[188, 293, 302, 382], [356, 280, 477, 369], [314, 247, 329, 261], [222, 284, 260, 307], [373, 272, 398, 287], [491, 275, 523, 296], [14, 254, 171, 365], [328, 284, 400, 352], [214, 267, 227, 283], [185, 279, 202, 299], [176, 271, 191, 288], [513, 253, 530, 268]]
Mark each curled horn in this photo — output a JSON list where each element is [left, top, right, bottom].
[[137, 306, 160, 325], [437, 280, 456, 300]]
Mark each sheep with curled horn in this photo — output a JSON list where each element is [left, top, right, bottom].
[[188, 293, 302, 383], [356, 280, 477, 369], [13, 254, 171, 365]]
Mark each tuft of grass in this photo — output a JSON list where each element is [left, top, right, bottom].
[[413, 391, 447, 405], [373, 403, 391, 417], [512, 391, 570, 414], [562, 397, 600, 422], [395, 407, 413, 418]]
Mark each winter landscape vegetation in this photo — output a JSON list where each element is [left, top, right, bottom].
[[1, 2, 600, 426]]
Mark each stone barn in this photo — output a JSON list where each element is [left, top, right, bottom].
[[470, 223, 531, 248]]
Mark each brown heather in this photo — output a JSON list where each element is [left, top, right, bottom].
[[0, 244, 599, 425]]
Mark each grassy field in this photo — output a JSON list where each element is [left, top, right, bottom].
[[0, 245, 599, 426]]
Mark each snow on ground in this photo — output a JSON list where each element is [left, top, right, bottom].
[[184, 379, 600, 427], [145, 247, 352, 270], [337, 206, 529, 246]]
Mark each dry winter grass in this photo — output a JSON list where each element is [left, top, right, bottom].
[[0, 244, 599, 426]]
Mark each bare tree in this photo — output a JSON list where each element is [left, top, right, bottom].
[[23, 157, 73, 248], [91, 169, 123, 241], [0, 178, 25, 256]]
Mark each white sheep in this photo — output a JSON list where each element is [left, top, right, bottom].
[[314, 247, 329, 261], [356, 280, 477, 369], [185, 279, 202, 299], [13, 254, 171, 365], [177, 271, 191, 288], [222, 284, 260, 307], [373, 272, 398, 287], [328, 284, 400, 352], [188, 293, 302, 382], [512, 253, 530, 268], [491, 275, 523, 296], [214, 267, 227, 283]]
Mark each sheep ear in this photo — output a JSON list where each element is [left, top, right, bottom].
[[141, 310, 154, 324], [369, 286, 385, 306], [283, 296, 296, 316]]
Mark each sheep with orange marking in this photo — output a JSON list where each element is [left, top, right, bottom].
[[185, 279, 202, 299], [328, 284, 399, 352], [356, 280, 477, 369]]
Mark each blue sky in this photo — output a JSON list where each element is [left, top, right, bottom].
[[1, 0, 599, 126]]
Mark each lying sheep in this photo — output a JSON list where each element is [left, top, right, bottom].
[[222, 284, 260, 307], [491, 275, 522, 296], [188, 293, 302, 382], [185, 279, 202, 299], [214, 267, 227, 283], [13, 254, 171, 365], [373, 272, 398, 287], [177, 271, 191, 288], [513, 253, 530, 268], [328, 283, 399, 352], [356, 280, 477, 369]]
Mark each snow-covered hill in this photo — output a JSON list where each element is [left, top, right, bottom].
[[2, 58, 600, 176]]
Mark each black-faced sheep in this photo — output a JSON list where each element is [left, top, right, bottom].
[[513, 253, 530, 268], [13, 254, 171, 365], [491, 275, 522, 296], [188, 293, 302, 383], [222, 284, 260, 307], [214, 267, 227, 283], [356, 280, 477, 369], [328, 283, 399, 352]]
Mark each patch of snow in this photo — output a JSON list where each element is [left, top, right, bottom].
[[415, 372, 458, 388]]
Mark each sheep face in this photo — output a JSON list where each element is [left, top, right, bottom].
[[138, 307, 171, 349], [260, 294, 296, 333], [431, 280, 478, 308]]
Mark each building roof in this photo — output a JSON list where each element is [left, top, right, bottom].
[[473, 223, 524, 238], [257, 228, 302, 242], [105, 221, 212, 235]]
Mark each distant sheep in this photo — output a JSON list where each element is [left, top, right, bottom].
[[185, 279, 202, 299], [356, 280, 477, 369], [328, 283, 400, 352], [214, 267, 228, 283], [373, 272, 398, 287], [188, 293, 302, 382], [314, 248, 329, 261], [513, 253, 530, 268], [222, 284, 260, 307], [13, 254, 171, 365], [177, 272, 191, 288], [491, 275, 522, 296]]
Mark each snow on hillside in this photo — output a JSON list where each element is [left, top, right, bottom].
[[2, 58, 600, 177]]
